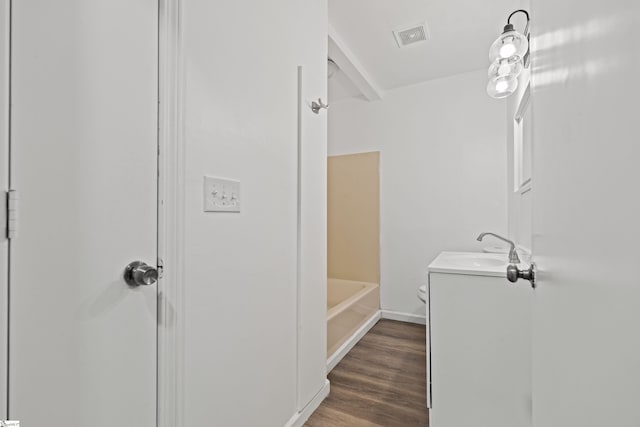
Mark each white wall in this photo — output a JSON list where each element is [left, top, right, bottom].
[[294, 1, 329, 413], [182, 1, 327, 426], [506, 0, 532, 250], [328, 69, 507, 317]]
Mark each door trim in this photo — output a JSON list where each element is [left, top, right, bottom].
[[0, 0, 10, 420], [157, 0, 185, 426]]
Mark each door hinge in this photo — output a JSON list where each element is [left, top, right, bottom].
[[6, 190, 18, 239], [157, 258, 164, 278]]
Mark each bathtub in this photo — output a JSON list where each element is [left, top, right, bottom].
[[327, 278, 380, 360]]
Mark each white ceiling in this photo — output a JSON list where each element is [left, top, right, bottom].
[[328, 0, 524, 97]]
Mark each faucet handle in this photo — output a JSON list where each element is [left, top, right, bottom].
[[508, 247, 521, 264]]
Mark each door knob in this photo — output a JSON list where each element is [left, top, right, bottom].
[[506, 262, 536, 288], [124, 261, 158, 286]]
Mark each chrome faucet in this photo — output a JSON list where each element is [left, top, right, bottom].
[[476, 232, 520, 264]]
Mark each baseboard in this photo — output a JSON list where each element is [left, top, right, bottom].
[[284, 379, 330, 427], [381, 309, 427, 325], [326, 310, 381, 373]]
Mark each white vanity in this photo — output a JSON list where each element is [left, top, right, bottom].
[[427, 252, 532, 427]]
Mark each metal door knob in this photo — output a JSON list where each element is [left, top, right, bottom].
[[124, 261, 158, 286], [506, 262, 536, 288]]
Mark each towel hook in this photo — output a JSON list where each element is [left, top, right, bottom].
[[311, 98, 329, 114]]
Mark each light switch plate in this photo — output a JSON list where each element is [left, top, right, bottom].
[[203, 176, 241, 212]]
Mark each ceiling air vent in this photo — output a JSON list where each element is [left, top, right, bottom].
[[393, 23, 429, 48]]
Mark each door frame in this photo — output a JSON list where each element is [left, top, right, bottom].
[[157, 0, 185, 426], [0, 0, 10, 420]]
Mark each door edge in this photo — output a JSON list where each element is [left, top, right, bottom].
[[157, 1, 185, 426]]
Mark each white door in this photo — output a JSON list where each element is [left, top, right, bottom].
[[530, 0, 640, 425], [8, 1, 158, 426]]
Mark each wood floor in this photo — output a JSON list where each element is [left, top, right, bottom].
[[305, 319, 428, 427]]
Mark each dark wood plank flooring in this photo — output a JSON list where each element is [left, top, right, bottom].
[[306, 319, 429, 427]]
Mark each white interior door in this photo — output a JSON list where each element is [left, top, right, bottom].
[[8, 1, 158, 425], [531, 0, 640, 425]]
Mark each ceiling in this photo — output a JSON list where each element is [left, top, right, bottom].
[[328, 0, 524, 100]]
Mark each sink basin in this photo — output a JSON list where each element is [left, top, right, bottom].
[[446, 253, 507, 268], [428, 252, 509, 277]]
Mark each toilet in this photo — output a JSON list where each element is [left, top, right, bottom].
[[417, 284, 427, 303]]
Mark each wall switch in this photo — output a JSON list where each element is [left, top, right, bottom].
[[204, 176, 241, 213]]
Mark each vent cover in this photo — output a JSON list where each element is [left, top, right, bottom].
[[393, 23, 429, 48]]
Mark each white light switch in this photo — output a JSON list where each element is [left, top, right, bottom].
[[203, 176, 241, 212]]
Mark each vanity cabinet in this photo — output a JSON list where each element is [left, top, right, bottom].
[[427, 252, 532, 427]]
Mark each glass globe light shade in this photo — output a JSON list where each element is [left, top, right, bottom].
[[487, 74, 518, 98], [489, 24, 528, 62], [488, 56, 524, 79]]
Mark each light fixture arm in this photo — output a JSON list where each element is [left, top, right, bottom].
[[507, 9, 530, 25], [507, 9, 530, 36]]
